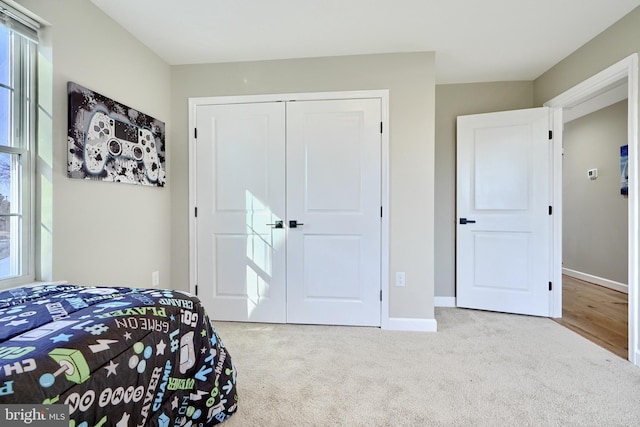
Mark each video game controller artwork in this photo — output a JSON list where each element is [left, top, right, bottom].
[[67, 82, 166, 186]]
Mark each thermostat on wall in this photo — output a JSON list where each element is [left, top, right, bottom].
[[588, 168, 598, 180]]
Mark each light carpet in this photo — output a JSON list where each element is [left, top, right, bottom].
[[214, 308, 640, 426]]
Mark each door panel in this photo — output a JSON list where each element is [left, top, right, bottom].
[[286, 99, 381, 326], [303, 235, 362, 300], [474, 126, 531, 210], [304, 112, 364, 212], [457, 107, 551, 317], [473, 232, 529, 290], [195, 102, 286, 322]]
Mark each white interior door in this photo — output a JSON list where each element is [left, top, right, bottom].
[[194, 96, 382, 326], [195, 102, 287, 322], [456, 107, 551, 316], [286, 99, 382, 326]]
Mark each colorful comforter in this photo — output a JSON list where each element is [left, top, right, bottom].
[[0, 283, 238, 426]]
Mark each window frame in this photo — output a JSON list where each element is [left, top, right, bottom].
[[0, 7, 37, 288]]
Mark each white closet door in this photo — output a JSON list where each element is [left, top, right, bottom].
[[286, 99, 382, 326], [195, 102, 286, 322]]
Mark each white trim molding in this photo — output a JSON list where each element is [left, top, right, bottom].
[[434, 296, 457, 307], [562, 81, 628, 123], [384, 317, 438, 332], [563, 268, 628, 294]]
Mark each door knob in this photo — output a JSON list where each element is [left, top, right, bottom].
[[459, 218, 476, 225], [289, 220, 304, 228], [267, 220, 284, 229]]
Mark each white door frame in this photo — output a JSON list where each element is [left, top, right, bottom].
[[544, 54, 639, 365], [187, 89, 390, 326]]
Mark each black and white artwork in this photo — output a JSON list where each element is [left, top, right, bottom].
[[67, 82, 166, 187]]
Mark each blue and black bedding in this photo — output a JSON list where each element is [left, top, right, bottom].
[[0, 283, 237, 425]]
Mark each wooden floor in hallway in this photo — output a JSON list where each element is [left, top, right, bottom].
[[553, 275, 628, 359]]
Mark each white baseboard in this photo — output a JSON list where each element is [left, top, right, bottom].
[[435, 297, 456, 307], [563, 268, 628, 294], [383, 317, 437, 332]]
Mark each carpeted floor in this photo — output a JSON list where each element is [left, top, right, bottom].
[[214, 308, 640, 426]]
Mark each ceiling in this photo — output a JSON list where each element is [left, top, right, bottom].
[[90, 0, 640, 84]]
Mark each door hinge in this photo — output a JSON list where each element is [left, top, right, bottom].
[[549, 281, 553, 291], [195, 284, 199, 295], [380, 290, 382, 301], [548, 206, 552, 215], [195, 207, 198, 217], [194, 128, 198, 139], [380, 206, 383, 218], [380, 122, 383, 134], [549, 130, 552, 140]]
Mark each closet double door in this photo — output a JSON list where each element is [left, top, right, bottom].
[[195, 98, 382, 326]]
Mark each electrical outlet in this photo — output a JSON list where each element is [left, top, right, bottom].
[[395, 272, 406, 287], [152, 271, 160, 287]]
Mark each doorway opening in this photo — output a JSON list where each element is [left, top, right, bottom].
[[554, 98, 629, 358], [545, 53, 639, 365]]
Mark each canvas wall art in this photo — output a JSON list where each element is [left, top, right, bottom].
[[67, 82, 166, 187], [620, 144, 628, 196]]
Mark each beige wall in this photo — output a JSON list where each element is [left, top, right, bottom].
[[434, 82, 535, 297], [171, 53, 436, 320], [16, 0, 172, 288], [563, 101, 628, 284]]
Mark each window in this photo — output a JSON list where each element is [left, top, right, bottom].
[[0, 2, 38, 286]]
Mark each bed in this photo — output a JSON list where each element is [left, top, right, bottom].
[[0, 283, 238, 426]]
